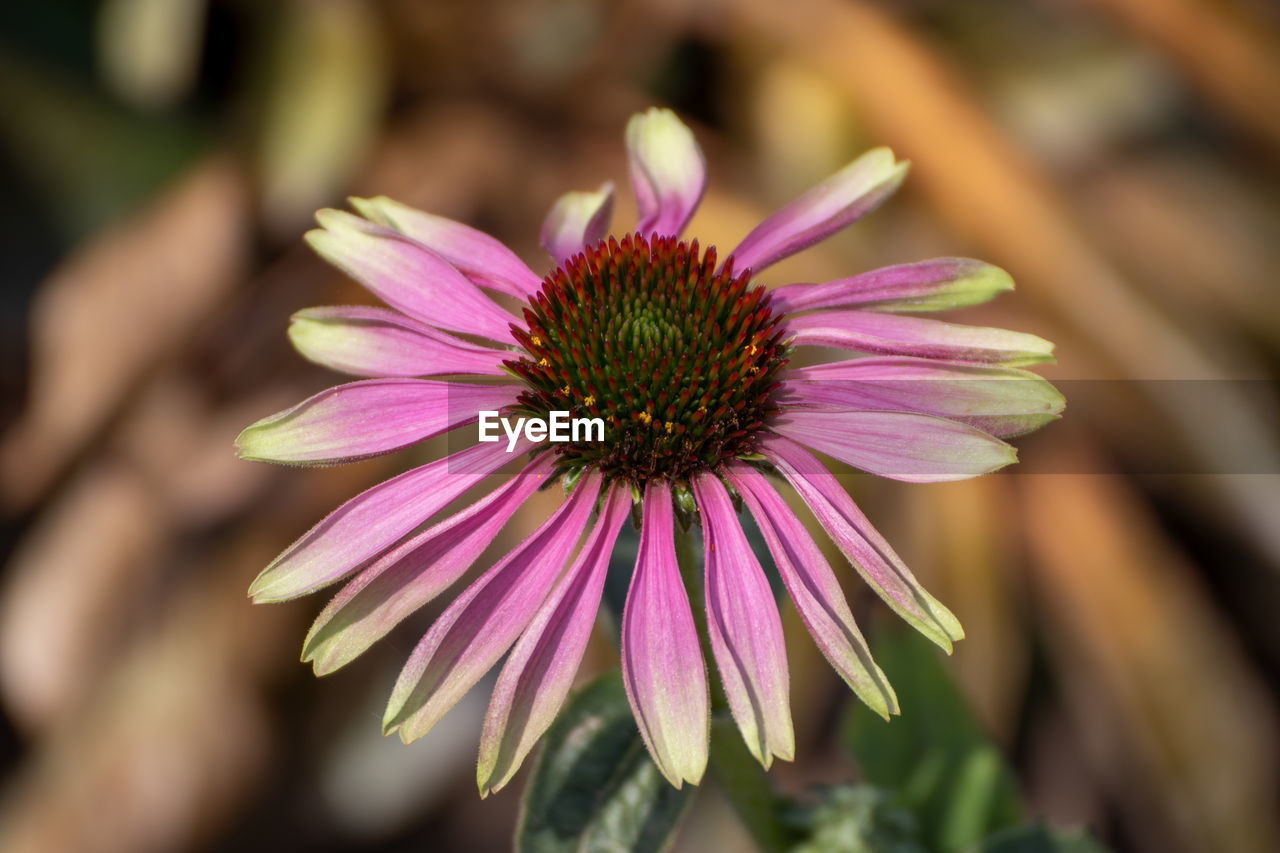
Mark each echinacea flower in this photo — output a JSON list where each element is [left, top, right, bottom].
[[237, 108, 1062, 795]]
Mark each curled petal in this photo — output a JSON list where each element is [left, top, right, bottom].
[[759, 435, 964, 652], [477, 484, 631, 795], [349, 195, 542, 298], [724, 462, 897, 719], [770, 259, 1013, 314], [306, 209, 518, 341], [730, 148, 908, 274], [540, 182, 615, 265], [693, 472, 794, 768], [786, 310, 1056, 366], [384, 472, 603, 743], [247, 438, 528, 602], [771, 410, 1017, 482], [627, 108, 707, 238], [289, 305, 509, 378], [234, 379, 519, 465], [302, 457, 555, 674], [621, 480, 709, 788], [781, 357, 1064, 438]]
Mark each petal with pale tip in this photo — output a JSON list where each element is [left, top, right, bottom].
[[307, 209, 519, 341], [626, 108, 707, 238], [477, 484, 631, 796], [760, 435, 964, 653], [540, 181, 615, 265], [289, 305, 509, 378], [693, 471, 794, 768], [349, 195, 542, 298], [770, 258, 1014, 314], [731, 148, 908, 274], [620, 480, 709, 788]]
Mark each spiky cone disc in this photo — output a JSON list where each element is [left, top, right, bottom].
[[507, 233, 789, 487]]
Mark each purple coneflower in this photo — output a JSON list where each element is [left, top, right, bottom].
[[237, 108, 1062, 794]]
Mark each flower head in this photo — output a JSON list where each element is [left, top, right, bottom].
[[237, 108, 1062, 795]]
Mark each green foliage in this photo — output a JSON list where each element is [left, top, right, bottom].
[[517, 672, 693, 853], [973, 823, 1112, 853], [528, 574, 1114, 853], [0, 52, 208, 241], [782, 785, 927, 853], [842, 630, 1025, 853]]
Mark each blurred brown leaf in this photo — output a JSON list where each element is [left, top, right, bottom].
[[683, 0, 1280, 572], [0, 531, 294, 853], [1023, 437, 1279, 853], [0, 156, 250, 512], [0, 460, 164, 732], [1077, 0, 1280, 154]]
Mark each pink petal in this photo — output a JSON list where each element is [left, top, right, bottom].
[[540, 182, 615, 265], [384, 472, 603, 743], [759, 435, 964, 652], [626, 108, 707, 237], [306, 209, 519, 341], [289, 305, 510, 378], [724, 462, 897, 719], [621, 480, 709, 787], [780, 357, 1064, 438], [477, 484, 631, 795], [730, 148, 907, 274], [693, 471, 794, 767], [235, 379, 519, 465], [771, 410, 1017, 482], [785, 310, 1055, 366], [247, 438, 529, 602], [302, 457, 555, 674], [349, 196, 543, 299], [769, 258, 1012, 314]]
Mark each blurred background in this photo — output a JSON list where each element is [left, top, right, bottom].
[[1, 0, 1279, 851]]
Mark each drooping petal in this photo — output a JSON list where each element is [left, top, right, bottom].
[[627, 108, 707, 238], [780, 357, 1065, 438], [692, 471, 794, 768], [302, 456, 554, 674], [724, 462, 897, 719], [477, 484, 631, 796], [349, 195, 542, 299], [247, 438, 529, 602], [288, 305, 510, 378], [730, 148, 908, 274], [540, 182, 615, 265], [234, 379, 519, 465], [383, 472, 603, 743], [759, 435, 964, 652], [785, 310, 1056, 366], [769, 259, 1013, 314], [771, 410, 1017, 482], [621, 480, 709, 788], [306, 209, 519, 341]]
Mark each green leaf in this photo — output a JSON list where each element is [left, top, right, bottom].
[[780, 784, 927, 853], [517, 671, 694, 853], [0, 50, 208, 241], [972, 822, 1112, 853], [842, 630, 1024, 852]]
